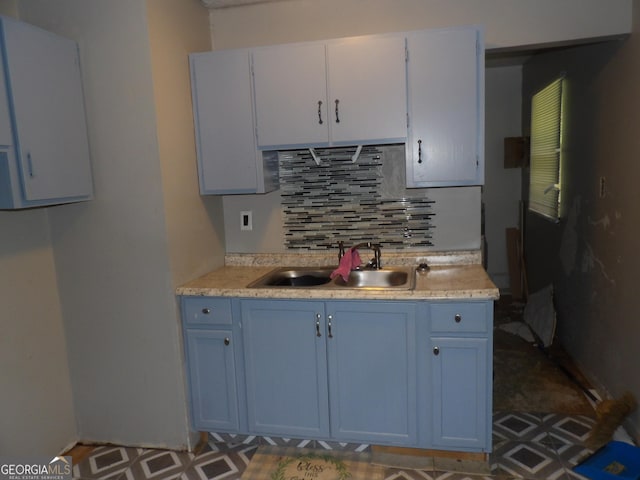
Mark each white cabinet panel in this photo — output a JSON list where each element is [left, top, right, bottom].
[[0, 16, 93, 209], [252, 43, 328, 148], [406, 27, 483, 187], [252, 35, 407, 149], [327, 35, 407, 145], [190, 49, 278, 194]]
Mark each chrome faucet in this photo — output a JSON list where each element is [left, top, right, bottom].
[[337, 241, 382, 270]]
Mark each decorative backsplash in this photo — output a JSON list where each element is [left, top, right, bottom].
[[280, 146, 435, 250]]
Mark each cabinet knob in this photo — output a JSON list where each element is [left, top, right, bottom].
[[334, 99, 340, 123], [433, 346, 440, 356], [455, 313, 462, 323], [224, 337, 230, 346], [327, 314, 334, 338], [417, 139, 423, 164], [202, 308, 211, 314], [316, 314, 322, 337], [317, 100, 323, 125]]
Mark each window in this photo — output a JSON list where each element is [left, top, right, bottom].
[[529, 77, 564, 222]]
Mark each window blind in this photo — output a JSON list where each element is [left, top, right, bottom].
[[529, 77, 564, 222]]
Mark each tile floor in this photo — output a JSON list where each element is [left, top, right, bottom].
[[71, 412, 597, 480]]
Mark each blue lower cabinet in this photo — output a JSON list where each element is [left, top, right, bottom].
[[185, 329, 239, 431], [427, 300, 493, 451], [431, 336, 488, 449], [240, 299, 417, 445], [241, 299, 330, 438], [326, 301, 417, 445], [182, 296, 493, 452]]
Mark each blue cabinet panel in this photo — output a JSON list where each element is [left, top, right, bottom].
[[181, 295, 494, 452], [186, 329, 239, 431], [431, 336, 488, 449], [326, 301, 417, 445], [183, 297, 233, 326], [241, 299, 330, 438]]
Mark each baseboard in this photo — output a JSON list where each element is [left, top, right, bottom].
[[371, 445, 488, 462]]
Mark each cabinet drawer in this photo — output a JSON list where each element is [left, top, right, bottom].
[[183, 297, 232, 326], [430, 302, 488, 333]]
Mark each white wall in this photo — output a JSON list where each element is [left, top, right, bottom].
[[17, 0, 216, 449], [147, 0, 226, 286], [484, 66, 523, 290], [0, 210, 76, 455]]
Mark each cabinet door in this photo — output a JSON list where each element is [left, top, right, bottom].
[[190, 50, 265, 194], [327, 35, 407, 145], [185, 329, 239, 431], [241, 299, 330, 438], [406, 27, 483, 187], [2, 17, 92, 202], [326, 301, 417, 445], [252, 43, 328, 148], [430, 336, 488, 449]]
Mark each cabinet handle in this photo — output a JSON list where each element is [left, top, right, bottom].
[[317, 100, 323, 124], [417, 139, 423, 164], [316, 314, 322, 337], [202, 308, 211, 314], [433, 346, 440, 356], [455, 313, 462, 323], [27, 152, 34, 177], [327, 314, 334, 338], [224, 337, 230, 346], [334, 99, 340, 123]]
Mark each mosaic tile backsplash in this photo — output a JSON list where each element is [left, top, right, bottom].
[[280, 146, 435, 250]]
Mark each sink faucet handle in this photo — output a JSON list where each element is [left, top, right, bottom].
[[337, 240, 345, 261]]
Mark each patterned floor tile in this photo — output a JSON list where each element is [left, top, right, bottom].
[[539, 414, 595, 446], [71, 412, 608, 480], [207, 433, 259, 446], [491, 440, 566, 479], [384, 468, 436, 479], [72, 446, 144, 479], [260, 436, 316, 448], [493, 412, 543, 441], [315, 440, 370, 452], [182, 444, 257, 480], [123, 449, 194, 480]]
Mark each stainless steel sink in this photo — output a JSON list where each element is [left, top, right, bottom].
[[247, 266, 415, 290], [247, 267, 334, 288], [333, 269, 410, 288]]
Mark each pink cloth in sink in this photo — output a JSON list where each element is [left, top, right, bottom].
[[330, 247, 362, 282]]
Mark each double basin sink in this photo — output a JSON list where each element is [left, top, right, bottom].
[[248, 266, 416, 290]]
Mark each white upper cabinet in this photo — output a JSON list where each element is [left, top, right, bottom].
[[0, 16, 93, 209], [406, 26, 484, 187], [251, 35, 407, 149], [327, 36, 407, 145], [252, 43, 328, 148], [190, 49, 278, 194]]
